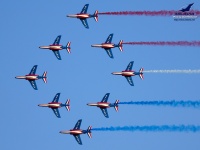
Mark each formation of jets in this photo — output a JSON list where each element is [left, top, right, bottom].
[[15, 3, 194, 145]]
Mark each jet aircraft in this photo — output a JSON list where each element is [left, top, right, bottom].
[[15, 65, 47, 90], [59, 119, 92, 145], [67, 4, 98, 29], [87, 93, 119, 118], [112, 61, 144, 86], [179, 3, 194, 12], [39, 35, 71, 60], [38, 93, 70, 118], [91, 33, 123, 58]]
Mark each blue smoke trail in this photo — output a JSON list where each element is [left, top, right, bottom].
[[92, 125, 200, 132], [118, 100, 200, 108]]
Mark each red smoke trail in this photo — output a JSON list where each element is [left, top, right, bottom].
[[123, 41, 200, 47], [98, 10, 200, 16]]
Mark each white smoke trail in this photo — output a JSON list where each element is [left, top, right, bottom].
[[143, 70, 200, 73]]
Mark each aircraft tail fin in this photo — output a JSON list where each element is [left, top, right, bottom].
[[65, 99, 70, 111], [114, 99, 119, 112], [94, 10, 98, 22], [118, 40, 123, 51], [139, 68, 144, 80], [87, 126, 92, 138], [66, 42, 71, 54], [42, 71, 47, 83]]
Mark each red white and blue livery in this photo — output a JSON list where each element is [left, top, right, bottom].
[[15, 65, 47, 90], [91, 33, 123, 58], [38, 93, 70, 118], [39, 35, 71, 60], [112, 61, 144, 86], [60, 119, 92, 145], [67, 4, 98, 29], [87, 93, 119, 118]]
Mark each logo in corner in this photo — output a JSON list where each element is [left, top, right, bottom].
[[173, 3, 197, 21]]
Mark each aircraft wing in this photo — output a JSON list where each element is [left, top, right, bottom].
[[101, 93, 110, 102], [53, 35, 61, 45], [74, 119, 82, 129], [74, 135, 82, 145], [126, 61, 134, 71], [80, 19, 89, 29], [80, 4, 89, 14], [125, 76, 134, 86], [105, 49, 114, 58], [29, 65, 37, 74], [52, 50, 62, 60], [185, 3, 193, 11], [52, 93, 60, 102], [105, 34, 113, 43], [52, 108, 61, 118], [29, 80, 38, 90], [100, 108, 109, 118]]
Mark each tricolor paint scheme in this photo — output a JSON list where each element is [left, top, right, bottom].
[[60, 119, 92, 145], [91, 33, 123, 58], [67, 4, 98, 29], [15, 65, 47, 90], [112, 61, 144, 86], [38, 93, 70, 118], [179, 3, 194, 12], [87, 93, 119, 118], [39, 35, 71, 60]]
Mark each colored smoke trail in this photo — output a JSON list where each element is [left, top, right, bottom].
[[119, 100, 200, 108], [143, 70, 200, 73], [122, 41, 200, 47], [92, 125, 200, 132], [98, 10, 200, 16]]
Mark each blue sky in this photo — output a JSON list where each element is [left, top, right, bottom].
[[1, 0, 200, 149]]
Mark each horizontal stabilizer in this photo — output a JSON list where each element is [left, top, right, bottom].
[[87, 126, 92, 138], [42, 71, 47, 83], [118, 40, 123, 51], [65, 99, 70, 111], [66, 42, 71, 54], [94, 10, 98, 22], [139, 68, 144, 80], [114, 99, 119, 112]]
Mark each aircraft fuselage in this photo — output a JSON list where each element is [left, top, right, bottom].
[[15, 75, 39, 80], [38, 102, 62, 108], [60, 129, 86, 135], [39, 45, 63, 51], [91, 43, 117, 49], [112, 71, 140, 77], [87, 102, 112, 108], [67, 14, 91, 19]]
